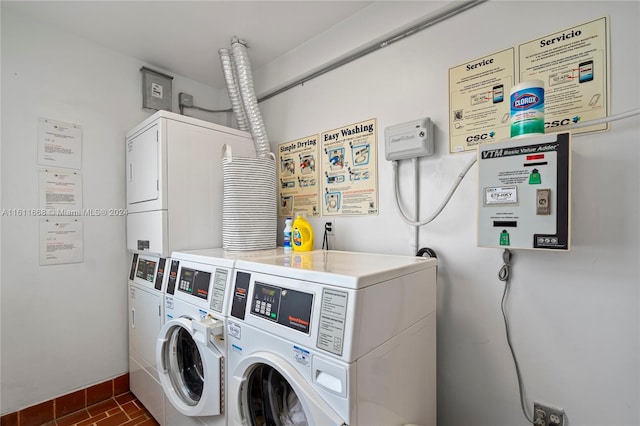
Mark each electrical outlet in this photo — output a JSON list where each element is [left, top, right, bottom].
[[534, 402, 565, 426], [325, 221, 334, 234]]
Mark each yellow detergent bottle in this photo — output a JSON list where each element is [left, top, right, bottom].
[[292, 213, 314, 252]]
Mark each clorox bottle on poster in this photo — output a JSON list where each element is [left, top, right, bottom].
[[292, 213, 314, 252]]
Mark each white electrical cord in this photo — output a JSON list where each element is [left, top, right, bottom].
[[392, 154, 477, 227], [570, 108, 640, 129], [412, 157, 420, 255]]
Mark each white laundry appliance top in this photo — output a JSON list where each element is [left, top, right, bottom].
[[170, 247, 284, 265], [234, 249, 437, 289]]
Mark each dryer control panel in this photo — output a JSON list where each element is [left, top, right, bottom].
[[129, 253, 167, 291]]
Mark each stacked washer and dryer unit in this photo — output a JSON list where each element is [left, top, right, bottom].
[[125, 111, 255, 426]]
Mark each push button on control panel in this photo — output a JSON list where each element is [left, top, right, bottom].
[[536, 188, 551, 215]]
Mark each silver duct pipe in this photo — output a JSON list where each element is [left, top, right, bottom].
[[218, 48, 250, 131], [231, 37, 271, 158]]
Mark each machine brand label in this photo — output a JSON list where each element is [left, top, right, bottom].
[[228, 321, 241, 339], [481, 143, 559, 159], [293, 345, 310, 367]]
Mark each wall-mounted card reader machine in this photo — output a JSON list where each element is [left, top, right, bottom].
[[477, 132, 571, 250]]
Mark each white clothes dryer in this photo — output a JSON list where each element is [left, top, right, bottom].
[[128, 253, 170, 425], [225, 250, 438, 426]]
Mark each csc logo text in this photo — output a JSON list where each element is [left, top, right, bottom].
[[466, 133, 495, 144], [545, 118, 572, 128]]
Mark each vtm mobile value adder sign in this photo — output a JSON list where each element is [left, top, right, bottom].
[[449, 49, 516, 153], [477, 132, 571, 251], [320, 119, 378, 216], [277, 135, 321, 218]]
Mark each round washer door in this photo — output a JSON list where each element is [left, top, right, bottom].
[[230, 354, 347, 426], [156, 317, 223, 417]]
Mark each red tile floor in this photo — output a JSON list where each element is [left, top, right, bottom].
[[1, 392, 159, 426], [44, 392, 160, 426], [0, 374, 160, 426]]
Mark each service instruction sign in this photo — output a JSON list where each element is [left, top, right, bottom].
[[518, 16, 609, 135], [320, 119, 378, 216], [277, 135, 321, 218], [449, 48, 515, 153]]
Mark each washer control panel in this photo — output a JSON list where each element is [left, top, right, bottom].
[[250, 281, 313, 334], [252, 282, 281, 321], [231, 271, 313, 334]]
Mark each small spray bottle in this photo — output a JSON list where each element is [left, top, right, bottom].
[[283, 217, 293, 253]]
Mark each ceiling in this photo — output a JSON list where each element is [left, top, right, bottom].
[[2, 1, 373, 89]]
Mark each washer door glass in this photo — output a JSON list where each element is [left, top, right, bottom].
[[246, 364, 309, 426], [166, 326, 204, 405]]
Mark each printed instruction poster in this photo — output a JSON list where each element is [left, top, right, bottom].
[[449, 48, 515, 153], [39, 219, 84, 265], [518, 16, 609, 134], [39, 169, 83, 213], [320, 118, 378, 216], [38, 118, 82, 169], [277, 135, 321, 218], [449, 16, 609, 153]]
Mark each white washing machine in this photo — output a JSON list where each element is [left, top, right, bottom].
[[225, 250, 438, 426], [156, 252, 233, 426], [155, 248, 283, 426], [128, 253, 170, 425], [157, 248, 284, 426]]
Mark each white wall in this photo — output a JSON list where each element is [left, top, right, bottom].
[[255, 2, 639, 426], [1, 2, 638, 425], [0, 9, 228, 414]]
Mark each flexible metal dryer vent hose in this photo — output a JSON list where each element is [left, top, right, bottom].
[[231, 37, 271, 158], [218, 48, 250, 132]]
